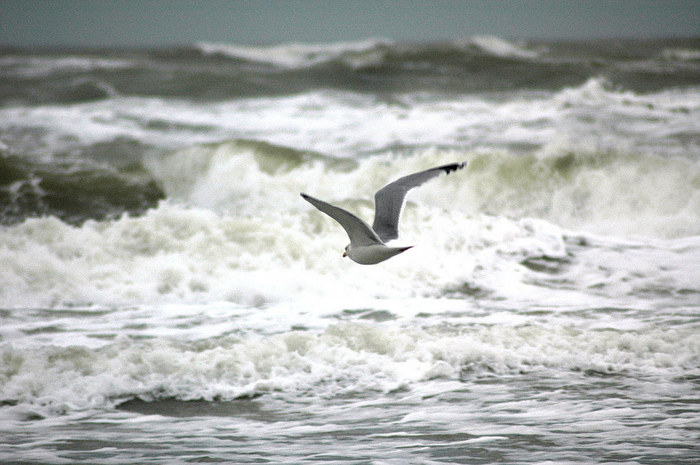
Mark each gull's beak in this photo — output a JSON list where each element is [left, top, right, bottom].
[[342, 252, 347, 257]]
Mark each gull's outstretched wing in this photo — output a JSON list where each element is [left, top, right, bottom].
[[372, 162, 467, 242], [301, 193, 384, 246]]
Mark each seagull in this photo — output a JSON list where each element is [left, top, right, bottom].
[[300, 162, 467, 264]]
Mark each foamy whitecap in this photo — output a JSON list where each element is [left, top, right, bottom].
[[463, 35, 540, 59], [0, 56, 135, 78], [0, 196, 560, 309], [1, 320, 696, 415], [1, 167, 698, 312], [662, 48, 700, 61], [2, 78, 696, 159], [196, 38, 392, 68]]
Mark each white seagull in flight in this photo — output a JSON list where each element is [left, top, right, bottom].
[[301, 162, 467, 265]]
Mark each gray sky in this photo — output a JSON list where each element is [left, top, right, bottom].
[[1, 0, 698, 48]]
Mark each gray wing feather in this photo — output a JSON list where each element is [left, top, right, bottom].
[[372, 162, 467, 242], [301, 193, 383, 246]]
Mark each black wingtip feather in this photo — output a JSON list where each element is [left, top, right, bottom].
[[442, 161, 468, 175]]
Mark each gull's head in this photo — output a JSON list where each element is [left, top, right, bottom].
[[343, 244, 350, 258]]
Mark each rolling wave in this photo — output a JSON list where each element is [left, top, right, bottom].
[[196, 38, 393, 68], [1, 142, 699, 310], [195, 36, 542, 69], [1, 320, 696, 416], [146, 139, 700, 238], [5, 37, 697, 105], [0, 143, 164, 226]]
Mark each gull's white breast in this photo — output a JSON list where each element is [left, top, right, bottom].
[[346, 244, 413, 265]]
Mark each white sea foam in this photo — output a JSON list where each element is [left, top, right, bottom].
[[2, 78, 696, 160], [0, 319, 697, 416], [1, 81, 698, 307], [1, 147, 699, 312], [150, 137, 700, 238], [0, 196, 562, 309]]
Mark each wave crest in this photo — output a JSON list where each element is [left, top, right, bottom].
[[195, 35, 542, 70], [1, 321, 696, 416], [196, 38, 392, 68], [460, 35, 540, 59]]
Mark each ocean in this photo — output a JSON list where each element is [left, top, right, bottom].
[[1, 36, 699, 464]]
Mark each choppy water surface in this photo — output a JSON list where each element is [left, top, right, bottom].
[[1, 37, 699, 463]]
